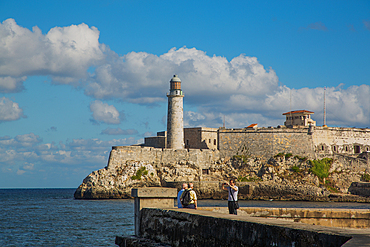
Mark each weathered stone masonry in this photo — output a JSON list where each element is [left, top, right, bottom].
[[218, 127, 316, 160]]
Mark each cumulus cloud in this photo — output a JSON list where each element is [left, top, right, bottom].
[[0, 18, 105, 86], [16, 169, 25, 175], [89, 100, 120, 124], [23, 163, 35, 170], [14, 133, 42, 147], [0, 76, 26, 93], [0, 133, 142, 171], [195, 84, 370, 128], [84, 47, 279, 106], [0, 97, 26, 122], [0, 19, 369, 128], [100, 127, 138, 135]]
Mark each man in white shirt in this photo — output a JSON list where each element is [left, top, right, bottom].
[[222, 179, 239, 215]]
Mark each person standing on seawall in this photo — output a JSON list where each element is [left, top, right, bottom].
[[222, 179, 239, 215], [181, 183, 197, 209], [177, 183, 188, 208]]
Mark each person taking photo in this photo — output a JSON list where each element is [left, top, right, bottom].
[[222, 179, 239, 215]]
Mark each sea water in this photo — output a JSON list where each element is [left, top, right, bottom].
[[0, 189, 134, 247], [1, 189, 370, 246]]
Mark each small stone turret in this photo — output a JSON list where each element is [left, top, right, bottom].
[[166, 75, 184, 149]]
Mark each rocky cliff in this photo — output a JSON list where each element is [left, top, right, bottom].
[[74, 146, 370, 201]]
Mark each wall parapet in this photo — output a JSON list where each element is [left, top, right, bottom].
[[123, 208, 365, 247]]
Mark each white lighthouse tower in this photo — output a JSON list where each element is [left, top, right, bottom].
[[166, 75, 184, 149]]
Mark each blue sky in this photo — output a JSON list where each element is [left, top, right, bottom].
[[0, 0, 369, 188]]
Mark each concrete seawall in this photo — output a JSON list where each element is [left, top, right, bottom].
[[118, 208, 370, 247], [116, 187, 370, 247]]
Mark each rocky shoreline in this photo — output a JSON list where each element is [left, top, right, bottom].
[[74, 150, 370, 202]]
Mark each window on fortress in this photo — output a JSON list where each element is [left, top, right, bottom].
[[209, 139, 211, 143], [354, 145, 361, 154], [366, 147, 369, 152], [321, 146, 325, 151], [214, 139, 216, 145], [202, 169, 209, 175], [333, 146, 337, 152], [345, 146, 348, 152]]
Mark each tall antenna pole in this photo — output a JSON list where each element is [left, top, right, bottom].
[[323, 87, 326, 127], [289, 89, 292, 126], [223, 115, 225, 128]]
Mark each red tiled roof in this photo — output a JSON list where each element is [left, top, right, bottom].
[[246, 123, 258, 128], [282, 110, 314, 115]]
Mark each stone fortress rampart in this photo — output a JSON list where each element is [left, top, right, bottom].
[[108, 145, 221, 171], [144, 125, 370, 161], [218, 125, 370, 160]]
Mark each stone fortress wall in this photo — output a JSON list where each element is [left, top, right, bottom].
[[184, 127, 218, 149], [107, 145, 221, 171], [312, 126, 370, 159], [145, 125, 370, 161], [218, 127, 316, 160], [219, 126, 370, 160]]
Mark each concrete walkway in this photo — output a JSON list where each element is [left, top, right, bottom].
[[170, 208, 370, 246]]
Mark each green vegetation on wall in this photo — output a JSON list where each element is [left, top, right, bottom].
[[233, 144, 250, 163], [274, 153, 307, 161], [131, 166, 148, 180], [233, 155, 249, 163], [309, 158, 333, 179], [294, 155, 308, 161], [324, 179, 340, 193], [275, 153, 285, 158], [362, 173, 370, 182], [285, 153, 293, 159], [291, 166, 300, 173]]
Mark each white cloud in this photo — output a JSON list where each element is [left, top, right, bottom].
[[0, 76, 26, 93], [23, 163, 35, 170], [14, 133, 42, 147], [84, 47, 279, 105], [0, 18, 105, 85], [101, 127, 138, 135], [190, 84, 370, 128], [16, 169, 25, 175], [0, 19, 369, 128], [89, 100, 120, 124], [0, 97, 26, 122], [184, 111, 206, 127], [0, 134, 142, 171]]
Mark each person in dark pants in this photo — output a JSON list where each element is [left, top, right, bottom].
[[222, 179, 239, 215], [182, 183, 197, 209], [177, 183, 188, 208]]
